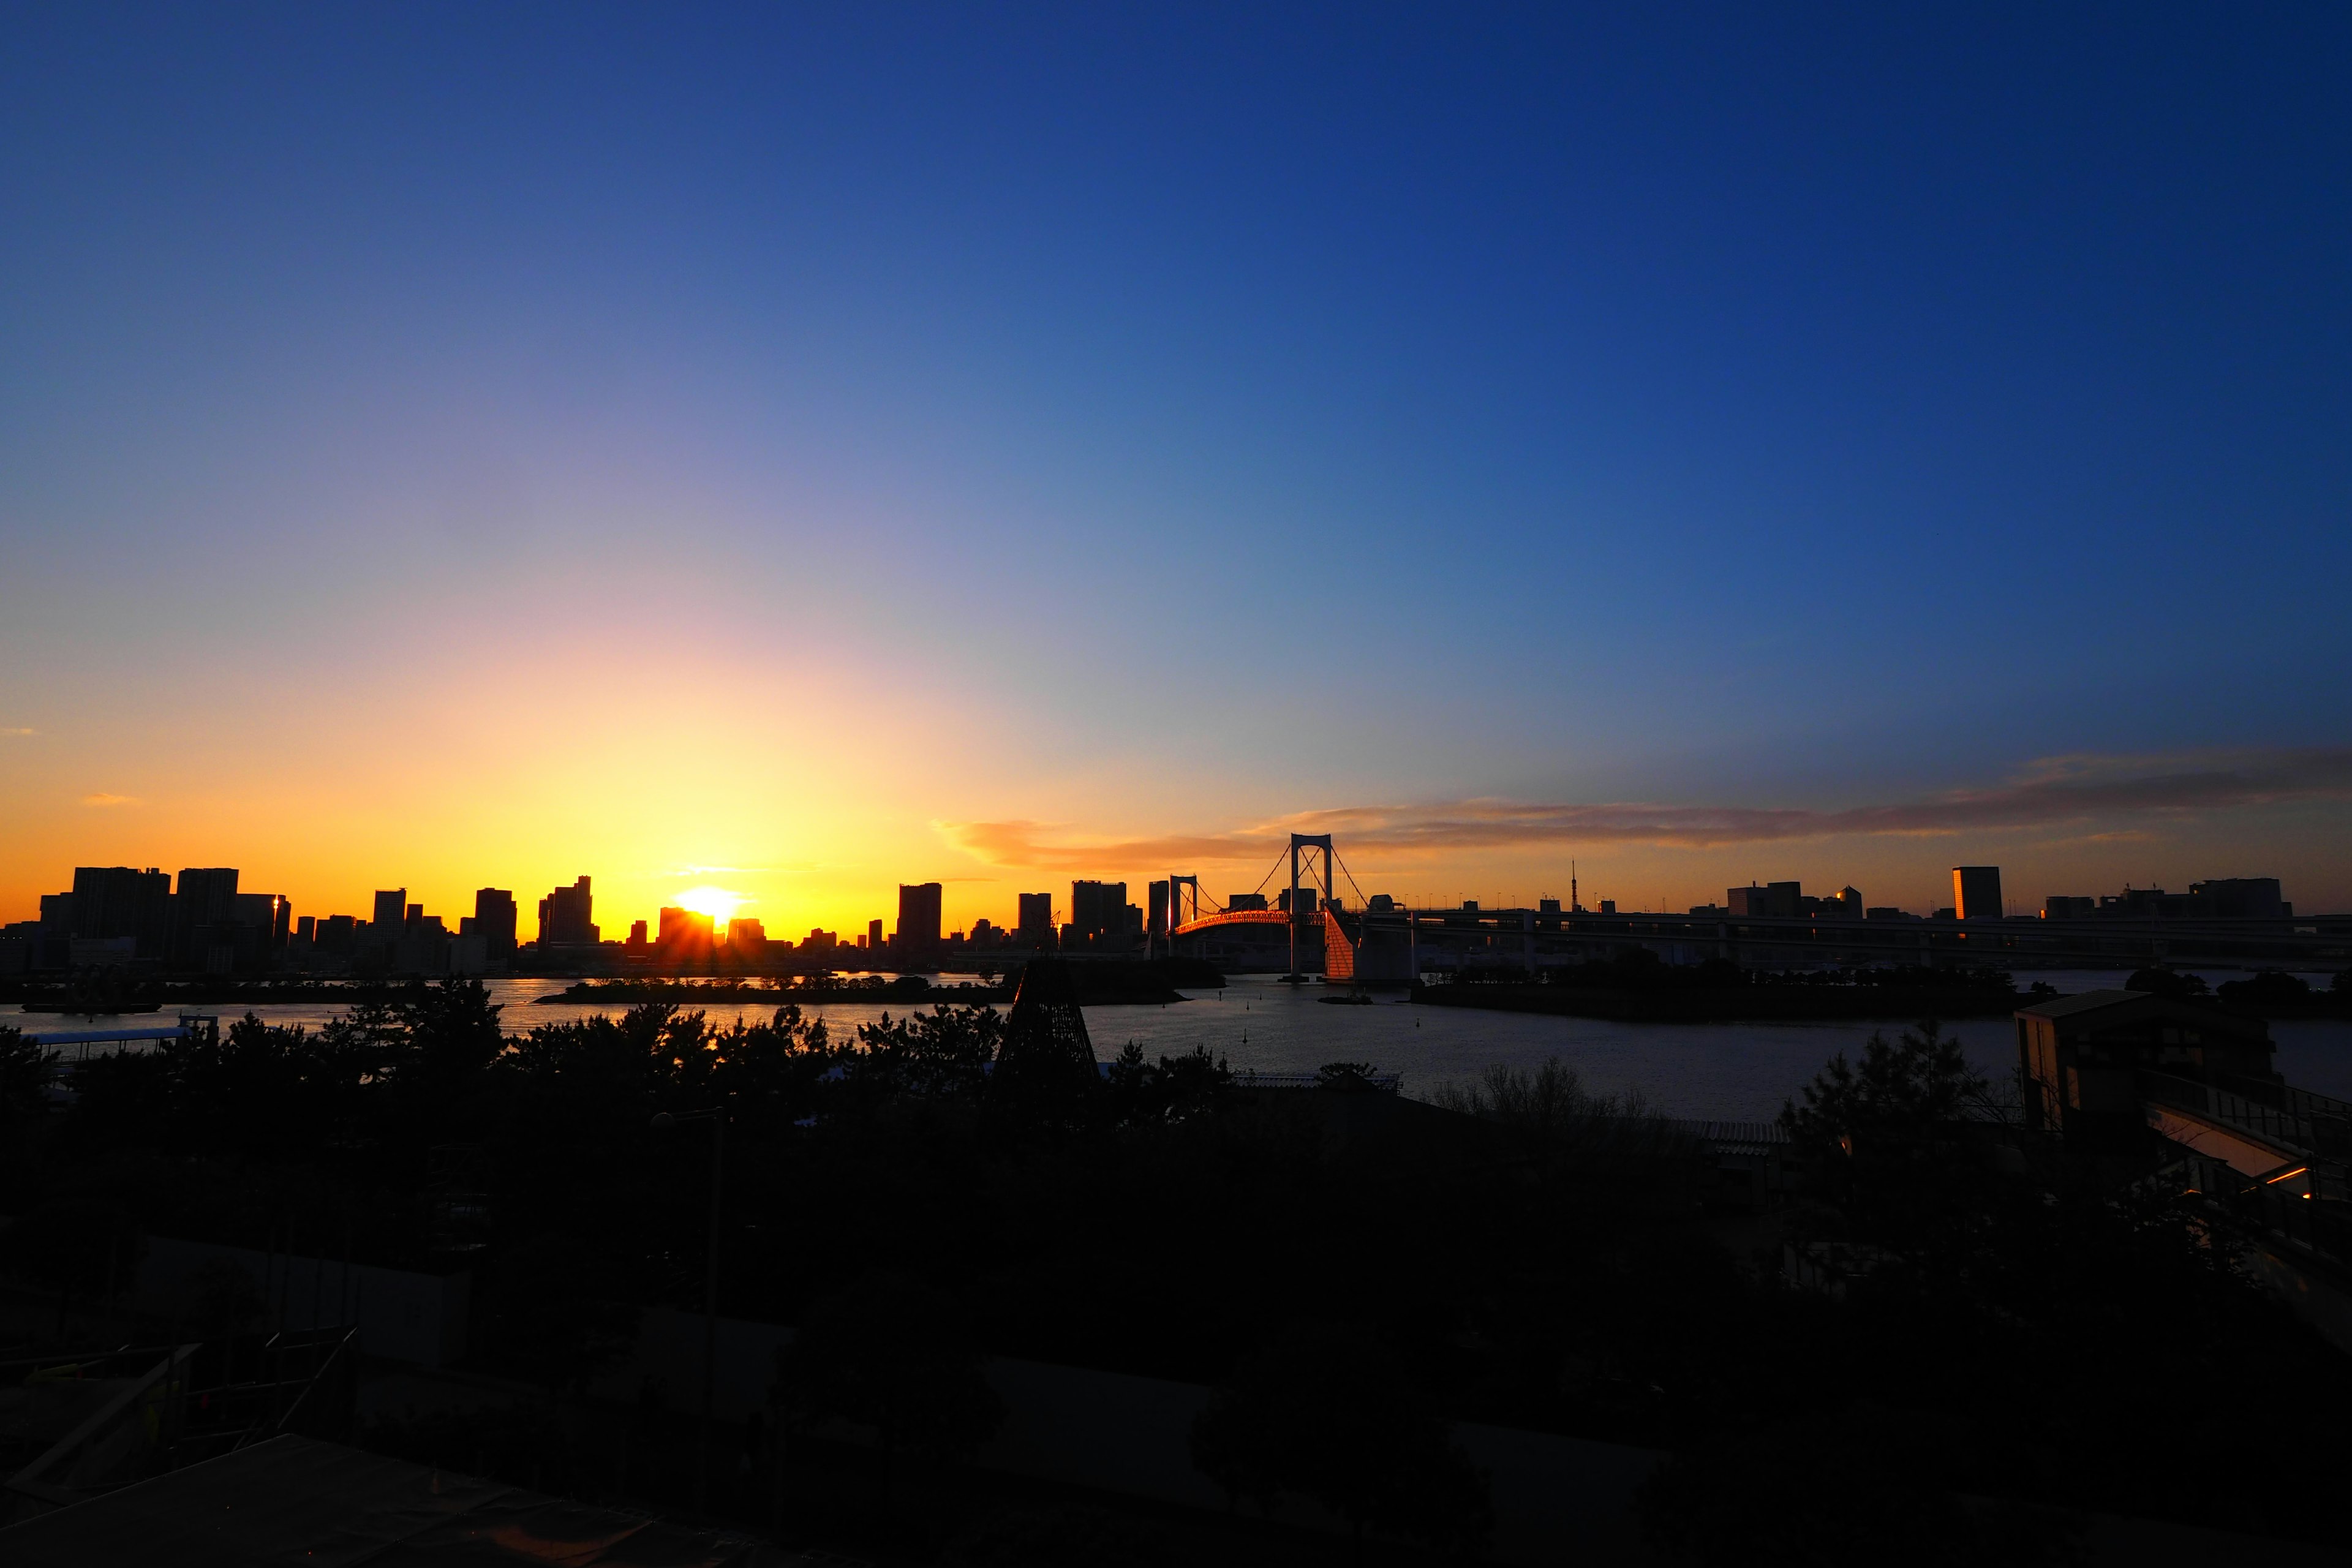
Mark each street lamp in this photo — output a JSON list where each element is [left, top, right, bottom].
[[652, 1106, 725, 1510]]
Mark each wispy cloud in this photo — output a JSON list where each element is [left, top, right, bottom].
[[940, 748, 2352, 867], [0, 727, 34, 737], [82, 793, 138, 807]]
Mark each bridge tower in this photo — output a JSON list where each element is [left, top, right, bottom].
[[1289, 833, 1335, 978], [1169, 875, 1202, 930]]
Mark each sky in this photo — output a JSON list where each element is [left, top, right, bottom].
[[2, 2, 2348, 938]]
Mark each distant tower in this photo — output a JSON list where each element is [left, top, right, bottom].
[[993, 959, 1098, 1102], [1953, 866, 2003, 922]]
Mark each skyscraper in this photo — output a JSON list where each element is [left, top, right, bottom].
[[473, 888, 519, 959], [538, 877, 597, 946], [897, 882, 943, 959], [70, 866, 173, 958], [1953, 866, 2003, 921], [1017, 892, 1054, 945], [172, 867, 240, 965], [1069, 880, 1126, 941], [372, 889, 408, 931]]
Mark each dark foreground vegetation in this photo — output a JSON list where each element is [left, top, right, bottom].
[[4, 980, 2349, 1562]]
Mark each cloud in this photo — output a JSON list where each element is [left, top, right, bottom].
[[939, 748, 2352, 867], [0, 727, 34, 737], [937, 819, 1280, 872], [82, 793, 138, 807]]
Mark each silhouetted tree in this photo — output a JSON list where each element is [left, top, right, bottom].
[[2125, 966, 2208, 998]]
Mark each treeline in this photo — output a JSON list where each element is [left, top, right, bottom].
[[5, 983, 2351, 1557]]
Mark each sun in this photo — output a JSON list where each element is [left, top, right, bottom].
[[673, 885, 745, 925]]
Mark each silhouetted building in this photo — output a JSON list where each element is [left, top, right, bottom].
[[372, 889, 407, 931], [658, 905, 714, 963], [2189, 878, 2289, 919], [69, 866, 174, 959], [1069, 880, 1126, 942], [1227, 892, 1268, 911], [538, 877, 598, 946], [897, 882, 943, 960], [1148, 880, 1170, 946], [728, 916, 767, 961], [1727, 882, 1802, 919], [1865, 907, 1920, 922], [867, 918, 883, 952], [625, 919, 650, 956], [172, 868, 240, 965], [1017, 892, 1054, 944], [1953, 866, 2003, 921], [1817, 886, 1863, 919], [2043, 895, 2096, 920], [315, 914, 356, 955], [473, 888, 518, 959]]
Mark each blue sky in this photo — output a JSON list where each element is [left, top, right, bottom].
[[3, 4, 2347, 927]]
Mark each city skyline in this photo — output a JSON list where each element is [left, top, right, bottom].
[[4, 8, 2348, 936]]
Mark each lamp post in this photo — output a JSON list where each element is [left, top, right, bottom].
[[652, 1106, 725, 1510]]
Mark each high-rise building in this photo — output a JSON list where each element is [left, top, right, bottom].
[[1727, 882, 1803, 919], [1017, 893, 1054, 944], [2188, 878, 2288, 919], [172, 868, 241, 965], [867, 918, 883, 952], [657, 905, 714, 962], [1148, 880, 1170, 944], [473, 888, 518, 959], [896, 883, 943, 957], [372, 889, 408, 931], [538, 877, 598, 946], [1069, 880, 1126, 941], [1953, 866, 2003, 921], [726, 916, 767, 961], [70, 866, 174, 959]]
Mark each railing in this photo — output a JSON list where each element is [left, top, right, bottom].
[[2139, 1071, 2347, 1158]]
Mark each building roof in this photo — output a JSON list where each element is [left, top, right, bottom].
[[2015, 988, 2146, 1020], [0, 1434, 803, 1567]]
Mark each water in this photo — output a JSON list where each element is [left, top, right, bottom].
[[20, 971, 2351, 1121]]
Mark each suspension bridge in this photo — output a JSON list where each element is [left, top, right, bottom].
[[1154, 835, 2351, 981]]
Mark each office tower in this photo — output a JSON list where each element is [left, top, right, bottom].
[[1069, 880, 1126, 941], [867, 918, 883, 952], [726, 916, 767, 962], [1017, 892, 1054, 944], [473, 888, 518, 959], [538, 876, 597, 946], [1953, 866, 2003, 921], [657, 906, 715, 962], [372, 889, 408, 930], [70, 866, 174, 958], [172, 868, 241, 965], [2188, 878, 2288, 919], [897, 882, 943, 956], [1727, 882, 1803, 918], [625, 919, 650, 953], [405, 903, 423, 927], [1148, 880, 1170, 946]]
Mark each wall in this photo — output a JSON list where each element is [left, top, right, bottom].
[[137, 1236, 470, 1368]]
